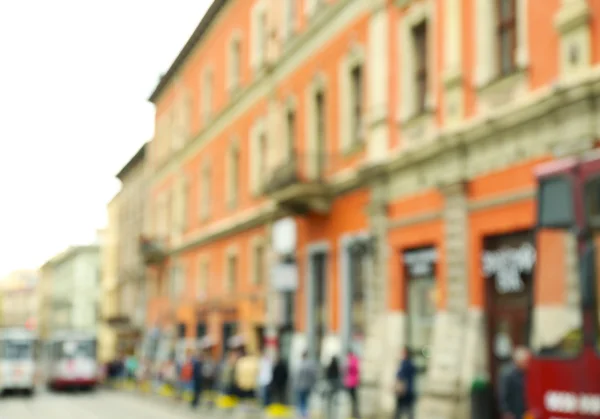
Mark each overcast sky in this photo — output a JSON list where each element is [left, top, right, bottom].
[[0, 1, 211, 277]]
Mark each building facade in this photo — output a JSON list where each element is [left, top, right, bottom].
[[0, 270, 38, 330], [43, 246, 101, 334], [102, 143, 150, 357], [142, 0, 600, 418], [99, 194, 120, 362]]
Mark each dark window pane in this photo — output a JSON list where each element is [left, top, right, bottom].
[[538, 177, 574, 227]]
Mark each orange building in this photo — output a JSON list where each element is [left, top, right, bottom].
[[140, 0, 600, 418]]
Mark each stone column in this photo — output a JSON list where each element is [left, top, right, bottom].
[[416, 182, 471, 419]]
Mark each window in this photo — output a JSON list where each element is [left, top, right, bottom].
[[253, 242, 265, 285], [252, 5, 268, 71], [497, 0, 517, 76], [202, 69, 213, 123], [227, 144, 240, 209], [350, 64, 364, 144], [200, 161, 211, 220], [530, 228, 582, 357], [179, 177, 189, 233], [228, 37, 241, 93], [311, 252, 327, 359], [258, 12, 268, 66], [284, 0, 296, 39], [177, 323, 186, 339], [315, 91, 326, 178], [412, 21, 429, 114], [258, 133, 268, 191], [404, 247, 437, 392], [286, 108, 296, 157], [197, 259, 208, 301], [227, 254, 238, 293], [170, 265, 184, 299]]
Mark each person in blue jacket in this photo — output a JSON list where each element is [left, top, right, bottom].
[[394, 347, 417, 419]]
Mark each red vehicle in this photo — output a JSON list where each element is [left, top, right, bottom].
[[526, 152, 600, 419]]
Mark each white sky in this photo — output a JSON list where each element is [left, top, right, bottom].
[[0, 1, 211, 277]]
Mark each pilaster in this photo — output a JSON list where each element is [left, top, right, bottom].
[[366, 1, 390, 163], [415, 181, 470, 419]]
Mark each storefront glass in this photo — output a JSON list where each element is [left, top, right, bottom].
[[404, 247, 437, 394]]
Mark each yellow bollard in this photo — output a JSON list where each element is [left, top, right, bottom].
[[265, 403, 294, 419], [216, 394, 239, 409], [182, 389, 194, 403]]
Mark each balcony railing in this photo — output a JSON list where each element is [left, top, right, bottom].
[[263, 150, 359, 213], [139, 236, 167, 265]]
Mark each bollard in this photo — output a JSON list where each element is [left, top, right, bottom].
[[265, 403, 294, 419], [470, 377, 493, 419]]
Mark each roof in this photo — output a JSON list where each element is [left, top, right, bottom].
[[116, 143, 147, 180], [148, 0, 230, 103], [40, 245, 100, 269]]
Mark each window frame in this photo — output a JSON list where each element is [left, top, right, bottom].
[[350, 63, 364, 145], [315, 89, 326, 179], [496, 0, 517, 76], [227, 141, 240, 209]]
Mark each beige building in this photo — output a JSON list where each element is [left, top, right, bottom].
[[102, 143, 148, 357], [38, 263, 54, 340], [0, 270, 39, 330], [99, 194, 120, 362]]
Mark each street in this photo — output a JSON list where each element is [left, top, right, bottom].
[[0, 389, 200, 419]]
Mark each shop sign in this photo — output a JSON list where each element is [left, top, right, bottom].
[[544, 391, 600, 415], [482, 243, 536, 294], [403, 248, 437, 277]]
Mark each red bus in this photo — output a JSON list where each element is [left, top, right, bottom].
[[526, 152, 600, 419]]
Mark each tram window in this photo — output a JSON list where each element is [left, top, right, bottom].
[[530, 228, 583, 357], [585, 177, 600, 227], [538, 177, 573, 227]]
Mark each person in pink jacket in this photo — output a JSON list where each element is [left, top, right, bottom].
[[343, 351, 360, 419]]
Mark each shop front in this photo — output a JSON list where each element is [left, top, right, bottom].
[[482, 231, 535, 418], [402, 246, 438, 394]]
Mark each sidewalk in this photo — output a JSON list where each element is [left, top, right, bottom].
[[106, 380, 296, 419]]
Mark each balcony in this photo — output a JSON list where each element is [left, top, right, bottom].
[[139, 236, 167, 265], [263, 151, 335, 214]]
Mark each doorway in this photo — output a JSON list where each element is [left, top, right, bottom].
[[483, 231, 534, 419], [222, 322, 237, 359], [310, 251, 327, 361]]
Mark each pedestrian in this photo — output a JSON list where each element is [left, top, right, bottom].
[[270, 353, 289, 405], [325, 356, 341, 419], [499, 346, 530, 419], [180, 349, 195, 402], [394, 347, 417, 419], [294, 350, 318, 419], [219, 349, 238, 396], [201, 349, 217, 408], [234, 345, 260, 403], [343, 350, 361, 419], [257, 349, 273, 407], [191, 349, 204, 408]]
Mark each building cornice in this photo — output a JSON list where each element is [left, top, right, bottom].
[[149, 0, 231, 103]]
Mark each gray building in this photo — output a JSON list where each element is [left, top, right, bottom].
[[43, 246, 101, 334]]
